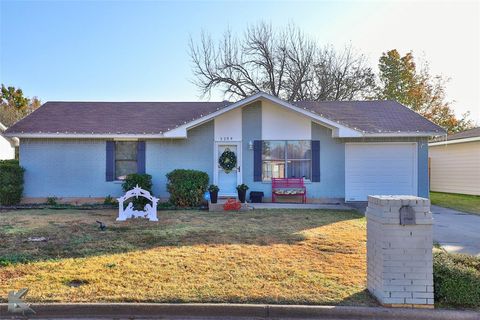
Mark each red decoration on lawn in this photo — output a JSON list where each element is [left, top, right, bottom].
[[223, 198, 241, 211]]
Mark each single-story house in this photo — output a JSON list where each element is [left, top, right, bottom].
[[429, 127, 480, 196], [0, 122, 18, 160], [4, 92, 445, 203]]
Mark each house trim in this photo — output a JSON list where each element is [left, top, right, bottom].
[[9, 133, 166, 139], [429, 136, 480, 146], [363, 132, 443, 138]]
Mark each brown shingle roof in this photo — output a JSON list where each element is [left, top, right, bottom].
[[295, 100, 444, 134], [6, 101, 231, 135], [5, 98, 445, 136], [445, 127, 480, 141]]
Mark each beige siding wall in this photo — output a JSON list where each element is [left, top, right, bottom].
[[429, 141, 480, 195]]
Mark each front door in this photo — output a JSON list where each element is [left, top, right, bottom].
[[215, 142, 242, 197]]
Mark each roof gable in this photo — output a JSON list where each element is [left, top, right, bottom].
[[164, 92, 362, 138]]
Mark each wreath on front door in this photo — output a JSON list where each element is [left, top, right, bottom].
[[218, 148, 237, 173]]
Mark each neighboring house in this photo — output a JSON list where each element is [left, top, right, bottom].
[[4, 92, 445, 203], [0, 122, 18, 160], [429, 127, 480, 196]]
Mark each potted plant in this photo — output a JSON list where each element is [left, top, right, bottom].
[[236, 184, 249, 203], [208, 184, 219, 204]]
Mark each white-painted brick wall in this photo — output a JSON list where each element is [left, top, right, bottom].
[[366, 195, 433, 307]]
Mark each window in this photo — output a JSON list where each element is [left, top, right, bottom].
[[115, 141, 137, 180], [262, 141, 311, 181]]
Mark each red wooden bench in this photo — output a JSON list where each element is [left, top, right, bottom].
[[272, 178, 306, 203]]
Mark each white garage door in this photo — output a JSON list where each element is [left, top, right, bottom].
[[345, 143, 417, 201]]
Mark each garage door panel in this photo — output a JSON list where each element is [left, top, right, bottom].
[[345, 143, 417, 201]]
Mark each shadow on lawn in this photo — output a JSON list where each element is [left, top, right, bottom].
[[0, 208, 363, 265], [339, 289, 379, 307]]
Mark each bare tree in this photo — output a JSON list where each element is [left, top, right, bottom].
[[189, 22, 375, 101]]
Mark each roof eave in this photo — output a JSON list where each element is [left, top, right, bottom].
[[362, 132, 446, 138], [429, 136, 480, 146], [4, 133, 169, 139], [6, 131, 445, 140]]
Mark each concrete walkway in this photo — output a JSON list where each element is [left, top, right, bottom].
[[432, 205, 480, 256]]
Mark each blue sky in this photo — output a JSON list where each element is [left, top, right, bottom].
[[1, 1, 479, 122]]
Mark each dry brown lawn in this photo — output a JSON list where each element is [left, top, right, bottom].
[[0, 208, 374, 305]]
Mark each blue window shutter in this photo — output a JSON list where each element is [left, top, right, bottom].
[[137, 141, 146, 174], [253, 140, 262, 182], [106, 141, 115, 181], [312, 140, 320, 182]]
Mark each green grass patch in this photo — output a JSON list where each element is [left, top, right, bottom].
[[0, 253, 35, 266], [430, 192, 480, 215]]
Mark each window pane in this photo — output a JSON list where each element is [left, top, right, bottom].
[[116, 160, 137, 179], [287, 160, 311, 179], [115, 141, 138, 180], [287, 141, 311, 159], [116, 141, 137, 160], [262, 161, 285, 180], [262, 141, 285, 160]]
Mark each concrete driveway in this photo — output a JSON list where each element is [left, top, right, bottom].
[[433, 205, 480, 256]]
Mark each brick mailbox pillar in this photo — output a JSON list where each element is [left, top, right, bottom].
[[366, 195, 434, 308]]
